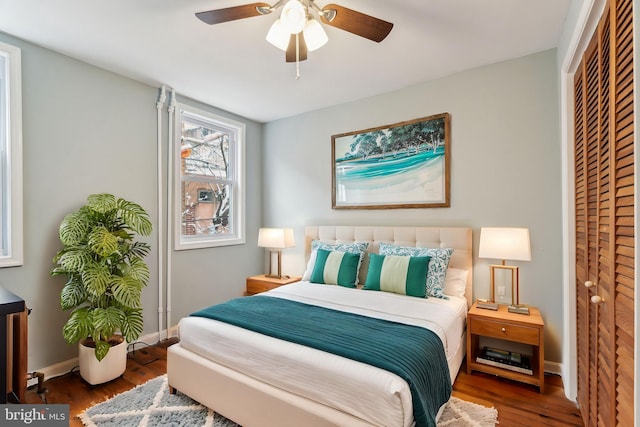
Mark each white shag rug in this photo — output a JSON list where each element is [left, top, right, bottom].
[[79, 375, 498, 427]]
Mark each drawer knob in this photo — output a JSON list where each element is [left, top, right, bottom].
[[591, 295, 604, 304], [585, 280, 596, 288], [501, 327, 506, 333]]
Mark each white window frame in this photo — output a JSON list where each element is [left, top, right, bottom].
[[0, 41, 23, 267], [173, 104, 245, 250]]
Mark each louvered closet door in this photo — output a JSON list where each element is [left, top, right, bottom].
[[573, 0, 635, 426], [575, 29, 599, 427]]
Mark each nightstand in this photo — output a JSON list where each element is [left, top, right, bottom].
[[245, 274, 302, 295], [466, 302, 545, 393]]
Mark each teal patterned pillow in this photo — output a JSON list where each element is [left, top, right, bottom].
[[378, 243, 454, 299], [302, 240, 369, 283]]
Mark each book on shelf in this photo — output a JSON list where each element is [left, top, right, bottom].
[[476, 346, 533, 375]]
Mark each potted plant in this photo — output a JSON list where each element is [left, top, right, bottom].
[[51, 193, 152, 384]]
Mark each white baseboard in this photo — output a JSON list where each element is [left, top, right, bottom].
[[167, 325, 179, 338], [544, 360, 562, 376], [128, 331, 165, 350], [27, 331, 169, 388], [26, 357, 80, 389], [545, 360, 575, 402]]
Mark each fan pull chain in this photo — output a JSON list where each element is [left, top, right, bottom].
[[295, 33, 300, 80]]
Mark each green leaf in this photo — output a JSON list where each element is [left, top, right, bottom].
[[128, 257, 150, 286], [117, 199, 152, 236], [92, 307, 125, 341], [60, 279, 88, 311], [57, 249, 92, 273], [94, 340, 111, 362], [87, 194, 117, 214], [88, 226, 119, 257], [62, 308, 92, 343], [51, 266, 68, 276], [113, 229, 132, 241], [130, 242, 151, 259], [59, 211, 90, 246], [81, 262, 111, 297], [121, 308, 144, 343], [111, 276, 142, 308]]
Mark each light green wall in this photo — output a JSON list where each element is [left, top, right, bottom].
[[168, 95, 264, 323], [0, 32, 263, 372], [263, 49, 563, 362]]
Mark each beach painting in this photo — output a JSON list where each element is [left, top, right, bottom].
[[332, 113, 450, 209]]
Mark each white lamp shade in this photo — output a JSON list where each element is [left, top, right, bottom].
[[478, 227, 531, 261], [258, 228, 295, 249], [280, 0, 306, 34], [266, 19, 290, 51], [303, 18, 328, 51]]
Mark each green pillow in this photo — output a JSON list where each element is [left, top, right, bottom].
[[364, 253, 431, 298], [378, 243, 453, 299], [310, 249, 361, 288]]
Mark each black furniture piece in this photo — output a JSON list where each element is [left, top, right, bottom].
[[0, 286, 26, 403]]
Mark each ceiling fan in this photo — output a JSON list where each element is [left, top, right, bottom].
[[195, 1, 393, 65]]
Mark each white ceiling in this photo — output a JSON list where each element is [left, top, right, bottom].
[[0, 0, 572, 123]]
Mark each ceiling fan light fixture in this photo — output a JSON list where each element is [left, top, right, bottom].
[[280, 0, 306, 34], [303, 18, 328, 52], [266, 19, 290, 50], [320, 8, 337, 22], [256, 6, 272, 15]]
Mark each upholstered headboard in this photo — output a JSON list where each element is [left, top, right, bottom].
[[305, 226, 473, 307]]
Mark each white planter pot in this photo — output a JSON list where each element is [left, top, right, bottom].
[[78, 337, 127, 385]]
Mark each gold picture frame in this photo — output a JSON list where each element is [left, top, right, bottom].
[[331, 113, 451, 209]]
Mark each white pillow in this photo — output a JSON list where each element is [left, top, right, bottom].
[[302, 251, 319, 281], [443, 267, 468, 298]]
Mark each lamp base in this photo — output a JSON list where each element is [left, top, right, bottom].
[[508, 304, 530, 315], [476, 300, 499, 310]]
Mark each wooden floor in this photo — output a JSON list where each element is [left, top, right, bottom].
[[453, 370, 583, 426], [23, 338, 583, 427]]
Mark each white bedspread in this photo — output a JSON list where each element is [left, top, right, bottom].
[[178, 282, 467, 427]]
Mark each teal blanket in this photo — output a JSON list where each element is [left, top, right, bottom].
[[191, 296, 452, 427]]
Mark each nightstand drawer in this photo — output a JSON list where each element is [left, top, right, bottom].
[[470, 317, 540, 345], [246, 280, 280, 294]]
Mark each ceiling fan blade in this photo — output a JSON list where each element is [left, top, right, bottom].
[[320, 4, 393, 43], [196, 3, 271, 25], [286, 33, 308, 62]]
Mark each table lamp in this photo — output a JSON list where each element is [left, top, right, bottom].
[[478, 227, 532, 314], [258, 228, 295, 279]]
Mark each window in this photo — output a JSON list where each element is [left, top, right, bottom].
[[0, 41, 23, 267], [174, 104, 245, 250]]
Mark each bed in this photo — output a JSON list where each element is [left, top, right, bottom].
[[168, 226, 473, 427]]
